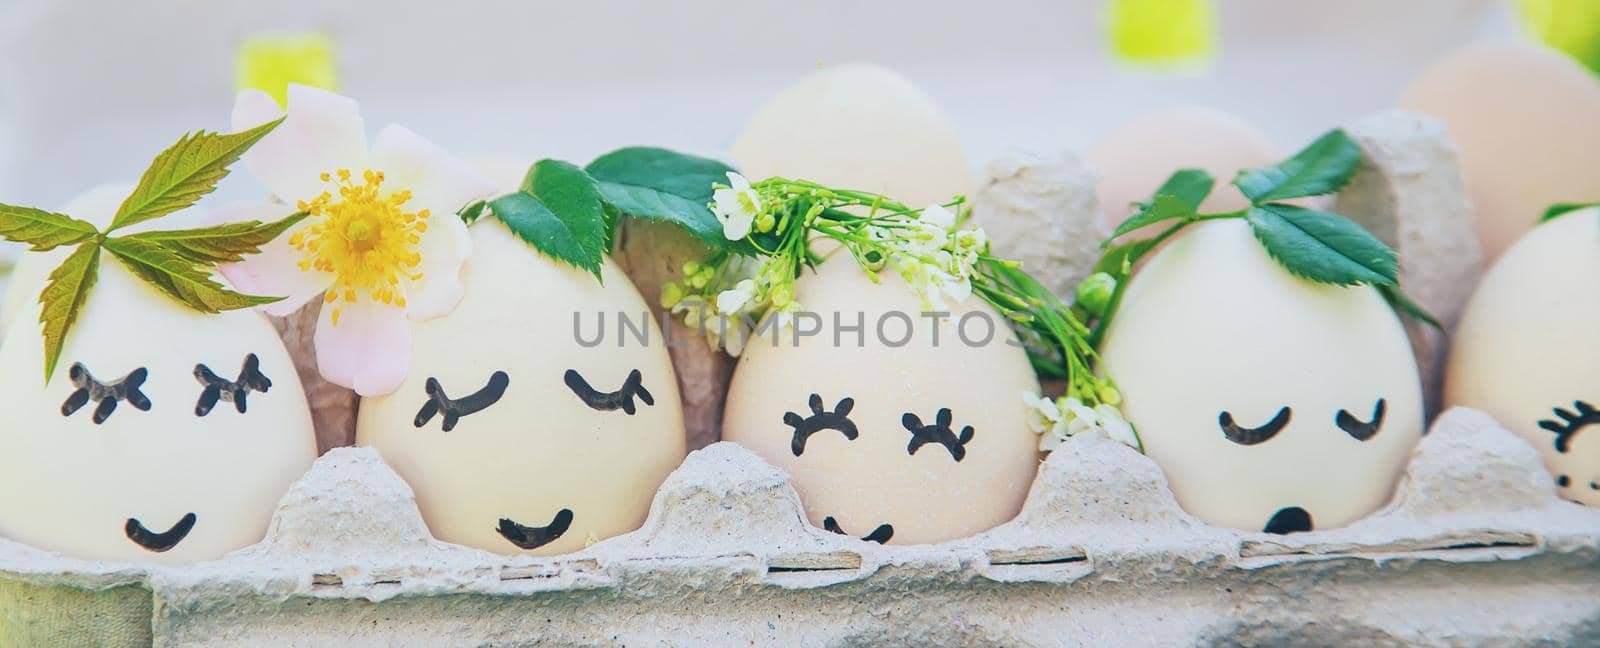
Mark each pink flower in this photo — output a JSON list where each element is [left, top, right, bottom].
[[216, 84, 493, 396]]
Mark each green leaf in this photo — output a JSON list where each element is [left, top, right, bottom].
[[585, 147, 735, 247], [1093, 237, 1160, 276], [458, 199, 488, 224], [37, 242, 101, 382], [1234, 129, 1362, 203], [122, 211, 307, 264], [1143, 168, 1214, 210], [101, 237, 282, 313], [1107, 194, 1197, 243], [489, 159, 608, 278], [1540, 202, 1600, 223], [0, 204, 100, 251], [1379, 285, 1442, 332], [1245, 203, 1398, 286], [108, 116, 284, 232]]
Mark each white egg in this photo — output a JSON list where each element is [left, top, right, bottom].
[[1446, 208, 1600, 506], [0, 184, 134, 336], [1399, 42, 1600, 262], [1086, 106, 1279, 235], [730, 63, 970, 209], [722, 259, 1040, 545], [357, 218, 686, 555], [0, 193, 315, 563], [1100, 220, 1422, 534]]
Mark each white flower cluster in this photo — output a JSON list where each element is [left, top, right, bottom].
[[1022, 391, 1139, 451], [666, 255, 802, 358], [882, 204, 989, 311]]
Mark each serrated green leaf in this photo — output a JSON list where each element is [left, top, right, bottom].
[[1245, 203, 1398, 286], [37, 242, 101, 382], [1108, 194, 1197, 243], [490, 159, 607, 278], [1540, 202, 1600, 223], [1234, 129, 1362, 203], [123, 211, 307, 264], [0, 203, 100, 251], [101, 237, 282, 313], [1379, 285, 1442, 332], [1093, 237, 1161, 276], [585, 147, 734, 247], [1142, 168, 1214, 210], [108, 117, 284, 232]]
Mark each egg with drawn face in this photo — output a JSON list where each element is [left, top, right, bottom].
[[1446, 208, 1600, 506], [1100, 220, 1423, 534], [722, 259, 1040, 545], [0, 191, 316, 564], [357, 218, 686, 555]]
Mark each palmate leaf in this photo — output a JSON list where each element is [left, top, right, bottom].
[[1234, 129, 1362, 203], [124, 211, 308, 264], [108, 116, 284, 232], [101, 237, 282, 313], [490, 159, 608, 278], [0, 204, 100, 251], [1245, 203, 1397, 286], [585, 147, 734, 246], [37, 242, 101, 382]]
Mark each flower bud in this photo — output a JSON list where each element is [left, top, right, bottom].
[[1075, 272, 1117, 317], [660, 282, 687, 309]]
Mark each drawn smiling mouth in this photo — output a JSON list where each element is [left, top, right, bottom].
[[125, 513, 198, 553], [495, 509, 575, 550]]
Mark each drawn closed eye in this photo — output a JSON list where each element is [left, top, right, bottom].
[[1218, 406, 1291, 446], [564, 369, 654, 415], [415, 371, 509, 432], [1538, 400, 1600, 454], [1336, 398, 1386, 442]]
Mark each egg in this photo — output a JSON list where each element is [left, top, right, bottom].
[[0, 184, 137, 336], [1099, 220, 1423, 534], [1445, 208, 1600, 506], [0, 190, 316, 563], [722, 259, 1040, 545], [356, 218, 686, 555], [730, 63, 970, 208], [1086, 106, 1279, 235], [1399, 42, 1600, 262]]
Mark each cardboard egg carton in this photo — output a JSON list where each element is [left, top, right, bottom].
[[1, 409, 1595, 646], [3, 111, 1595, 646]]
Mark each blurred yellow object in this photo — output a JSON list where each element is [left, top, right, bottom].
[[235, 32, 339, 106], [1105, 0, 1217, 69], [1521, 0, 1600, 74]]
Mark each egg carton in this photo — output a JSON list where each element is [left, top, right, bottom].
[[0, 408, 1594, 646]]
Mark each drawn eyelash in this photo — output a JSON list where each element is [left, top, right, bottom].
[[1218, 406, 1291, 446], [1538, 400, 1600, 453], [1336, 398, 1386, 442], [415, 371, 510, 432], [902, 407, 974, 462], [784, 394, 859, 456], [565, 369, 653, 415], [194, 353, 272, 416], [61, 363, 151, 424]]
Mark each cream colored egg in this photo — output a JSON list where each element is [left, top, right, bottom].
[[723, 259, 1040, 545], [0, 243, 316, 563], [1100, 220, 1422, 533], [1446, 208, 1600, 506], [357, 218, 686, 555], [1086, 106, 1279, 235], [1400, 42, 1600, 262], [730, 63, 970, 208]]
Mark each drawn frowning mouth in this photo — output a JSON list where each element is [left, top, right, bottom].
[[496, 509, 575, 550], [125, 513, 197, 552]]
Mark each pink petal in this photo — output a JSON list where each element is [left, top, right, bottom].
[[211, 200, 332, 317], [313, 298, 413, 397], [370, 124, 495, 217], [403, 210, 473, 321], [232, 84, 370, 203]]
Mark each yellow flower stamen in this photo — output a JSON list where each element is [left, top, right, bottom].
[[290, 168, 428, 326]]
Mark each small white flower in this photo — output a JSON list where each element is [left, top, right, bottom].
[[920, 204, 957, 229], [716, 279, 758, 315], [1094, 404, 1141, 450], [711, 172, 761, 241], [1059, 397, 1101, 437], [1022, 392, 1063, 436]]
